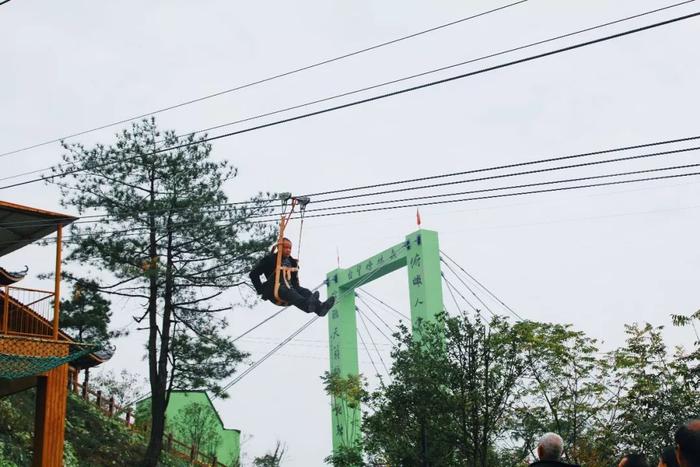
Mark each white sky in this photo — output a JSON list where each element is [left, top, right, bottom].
[[2, 0, 700, 465]]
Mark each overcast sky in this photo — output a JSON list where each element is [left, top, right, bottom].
[[2, 0, 700, 465]]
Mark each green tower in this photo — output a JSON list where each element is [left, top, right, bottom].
[[326, 229, 444, 455]]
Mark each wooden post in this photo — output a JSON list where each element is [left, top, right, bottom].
[[52, 224, 63, 340], [190, 443, 197, 462], [2, 285, 9, 334], [125, 408, 132, 427], [32, 364, 69, 467], [95, 390, 102, 410], [211, 455, 217, 467], [108, 396, 115, 417], [166, 433, 173, 452]]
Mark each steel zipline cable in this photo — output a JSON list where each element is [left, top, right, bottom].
[[1, 135, 700, 233], [1, 7, 698, 191], [0, 164, 699, 248], [0, 0, 529, 160]]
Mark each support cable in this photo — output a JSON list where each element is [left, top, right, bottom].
[[356, 289, 410, 320], [356, 306, 395, 347], [440, 250, 523, 320], [441, 273, 497, 320], [356, 318, 383, 379], [216, 314, 321, 395], [357, 307, 391, 377], [441, 271, 477, 316], [355, 293, 396, 334], [440, 257, 525, 321], [440, 258, 499, 318]]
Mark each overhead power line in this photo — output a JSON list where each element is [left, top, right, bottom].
[[174, 0, 697, 159], [1, 9, 698, 192], [0, 1, 528, 160], [1, 1, 691, 187]]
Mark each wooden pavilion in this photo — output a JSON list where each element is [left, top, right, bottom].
[[0, 200, 105, 466]]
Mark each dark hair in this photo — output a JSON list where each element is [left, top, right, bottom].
[[621, 454, 649, 467], [675, 420, 700, 467], [660, 446, 680, 467]]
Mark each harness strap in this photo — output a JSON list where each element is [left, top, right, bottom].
[[273, 199, 298, 306]]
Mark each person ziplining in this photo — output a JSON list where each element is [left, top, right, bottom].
[[249, 195, 335, 317]]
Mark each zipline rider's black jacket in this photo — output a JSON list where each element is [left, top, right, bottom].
[[249, 253, 301, 300]]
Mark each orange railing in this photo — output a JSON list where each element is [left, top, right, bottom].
[[1, 285, 57, 338], [67, 370, 227, 467]]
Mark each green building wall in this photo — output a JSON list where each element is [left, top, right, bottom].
[[136, 390, 240, 465]]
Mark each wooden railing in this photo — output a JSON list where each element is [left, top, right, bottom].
[[67, 369, 227, 467], [1, 285, 57, 338]]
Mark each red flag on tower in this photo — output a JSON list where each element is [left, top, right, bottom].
[[416, 208, 422, 226]]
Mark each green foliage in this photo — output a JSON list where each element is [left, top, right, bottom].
[[609, 323, 699, 460], [253, 441, 286, 467], [171, 401, 222, 457], [510, 321, 611, 465], [361, 315, 528, 467], [60, 280, 114, 346], [0, 388, 201, 466], [353, 314, 700, 467], [321, 371, 367, 466]]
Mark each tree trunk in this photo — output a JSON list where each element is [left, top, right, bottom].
[[143, 170, 165, 467]]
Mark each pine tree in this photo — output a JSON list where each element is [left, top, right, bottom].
[[54, 118, 276, 466]]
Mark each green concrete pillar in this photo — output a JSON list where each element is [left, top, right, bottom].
[[326, 229, 444, 457]]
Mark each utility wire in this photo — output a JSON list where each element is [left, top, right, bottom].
[[1, 1, 691, 186], [297, 160, 700, 216], [180, 0, 696, 153], [2, 167, 698, 249], [0, 1, 528, 160], [2, 9, 698, 192], [283, 170, 700, 221]]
